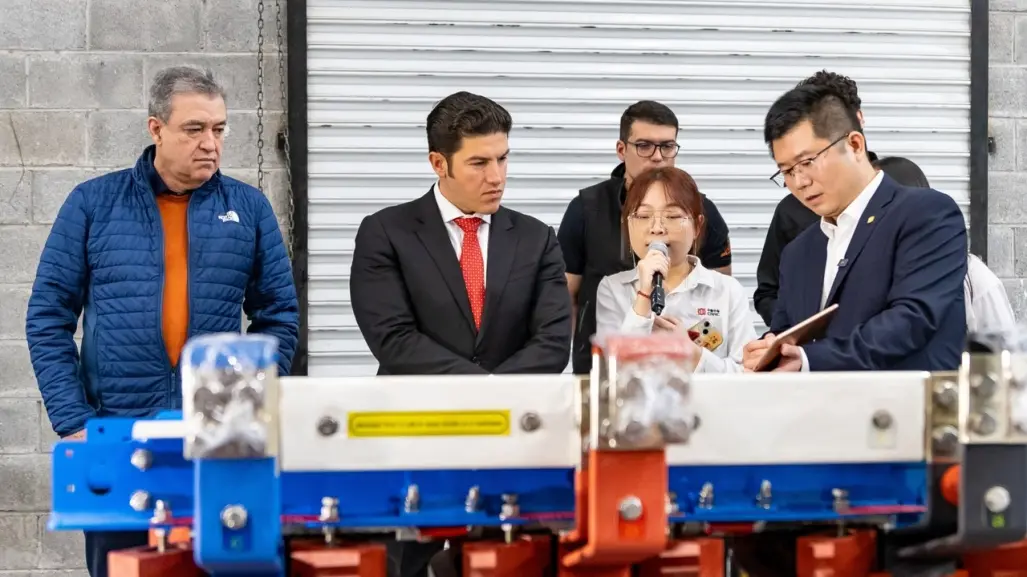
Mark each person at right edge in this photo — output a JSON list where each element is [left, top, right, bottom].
[[753, 70, 924, 326], [742, 82, 967, 372]]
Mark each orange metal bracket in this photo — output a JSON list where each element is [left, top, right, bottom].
[[636, 537, 726, 577], [108, 544, 203, 577], [961, 538, 1027, 577], [289, 541, 387, 577], [796, 529, 877, 577], [462, 534, 552, 577], [560, 449, 669, 577]]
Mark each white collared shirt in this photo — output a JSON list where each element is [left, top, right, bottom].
[[594, 256, 757, 373], [818, 169, 884, 309], [434, 183, 491, 286], [965, 253, 1017, 334]]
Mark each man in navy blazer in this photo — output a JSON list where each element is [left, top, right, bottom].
[[742, 83, 967, 372]]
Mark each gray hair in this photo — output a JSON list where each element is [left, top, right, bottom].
[[148, 66, 227, 122]]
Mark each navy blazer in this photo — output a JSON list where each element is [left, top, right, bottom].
[[769, 174, 967, 371]]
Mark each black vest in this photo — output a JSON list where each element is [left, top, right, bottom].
[[572, 178, 635, 374]]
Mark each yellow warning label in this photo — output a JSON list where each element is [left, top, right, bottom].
[[347, 410, 511, 438]]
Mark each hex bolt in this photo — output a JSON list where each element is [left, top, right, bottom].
[[757, 480, 773, 509], [932, 425, 959, 455], [129, 490, 151, 512], [465, 486, 481, 513], [130, 449, 152, 472], [933, 380, 958, 410], [319, 496, 339, 522], [984, 486, 1011, 514], [698, 483, 714, 509], [971, 372, 998, 399], [317, 416, 339, 437], [520, 412, 542, 432], [871, 410, 893, 430], [220, 505, 248, 530], [970, 411, 998, 436], [404, 485, 420, 513], [618, 496, 643, 521]]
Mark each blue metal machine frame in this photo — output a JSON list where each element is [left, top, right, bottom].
[[50, 413, 928, 574]]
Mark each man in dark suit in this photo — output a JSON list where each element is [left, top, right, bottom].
[[349, 91, 572, 576], [741, 83, 966, 372]]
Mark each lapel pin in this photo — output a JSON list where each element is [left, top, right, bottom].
[[867, 215, 875, 224]]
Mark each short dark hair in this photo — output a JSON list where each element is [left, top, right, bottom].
[[619, 100, 678, 142], [763, 84, 862, 147], [796, 70, 861, 111], [874, 156, 930, 188], [622, 167, 705, 256], [426, 91, 512, 157]]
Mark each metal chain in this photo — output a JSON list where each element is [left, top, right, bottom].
[[275, 0, 294, 259], [255, 0, 267, 195], [255, 0, 294, 259]]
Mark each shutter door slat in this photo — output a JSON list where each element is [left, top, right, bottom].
[[306, 0, 972, 377]]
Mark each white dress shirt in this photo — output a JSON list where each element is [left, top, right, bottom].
[[595, 256, 757, 373], [434, 183, 491, 286], [965, 253, 1017, 334], [799, 170, 884, 371]]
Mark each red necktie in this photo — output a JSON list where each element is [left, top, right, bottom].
[[454, 217, 485, 330]]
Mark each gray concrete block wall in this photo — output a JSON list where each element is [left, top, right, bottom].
[[991, 5, 1027, 319], [0, 0, 290, 572]]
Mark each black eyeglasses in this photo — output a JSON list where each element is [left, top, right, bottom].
[[769, 134, 849, 188], [628, 140, 680, 159]]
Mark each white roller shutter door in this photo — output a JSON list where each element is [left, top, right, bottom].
[[305, 0, 972, 377]]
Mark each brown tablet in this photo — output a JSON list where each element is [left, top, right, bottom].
[[753, 304, 839, 372]]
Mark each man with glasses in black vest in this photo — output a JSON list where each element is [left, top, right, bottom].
[[557, 100, 733, 375]]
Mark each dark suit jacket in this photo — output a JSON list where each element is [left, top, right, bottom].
[[770, 174, 967, 371], [350, 189, 572, 375]]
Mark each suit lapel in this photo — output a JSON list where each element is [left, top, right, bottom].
[[413, 190, 476, 333], [477, 208, 516, 345], [803, 234, 828, 320], [825, 177, 897, 305]]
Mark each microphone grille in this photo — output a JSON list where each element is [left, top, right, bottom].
[[648, 241, 669, 256]]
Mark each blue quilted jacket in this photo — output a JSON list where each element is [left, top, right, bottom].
[[26, 146, 300, 437]]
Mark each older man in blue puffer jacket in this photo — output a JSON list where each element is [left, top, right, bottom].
[[25, 65, 299, 576]]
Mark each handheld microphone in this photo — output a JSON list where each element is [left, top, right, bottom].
[[648, 241, 668, 316]]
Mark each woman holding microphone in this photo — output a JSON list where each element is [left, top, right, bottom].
[[594, 166, 756, 372]]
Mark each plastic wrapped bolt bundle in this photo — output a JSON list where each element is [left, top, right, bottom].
[[180, 333, 280, 459], [591, 333, 697, 449]]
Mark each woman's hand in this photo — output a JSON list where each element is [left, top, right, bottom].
[[636, 248, 669, 294], [653, 316, 703, 368]]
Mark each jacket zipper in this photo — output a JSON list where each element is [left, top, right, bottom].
[[150, 192, 175, 406]]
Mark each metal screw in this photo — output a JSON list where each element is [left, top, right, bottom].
[[465, 486, 480, 513], [933, 380, 958, 410], [221, 505, 248, 529], [698, 483, 714, 509], [618, 496, 643, 521], [130, 449, 152, 471], [404, 485, 420, 513], [151, 500, 169, 524], [970, 411, 998, 436], [129, 490, 150, 512], [984, 486, 1011, 513], [871, 410, 893, 430], [757, 480, 772, 509], [319, 496, 339, 522], [832, 488, 850, 513], [931, 425, 959, 455], [971, 372, 997, 399], [317, 416, 339, 437], [520, 412, 542, 432]]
